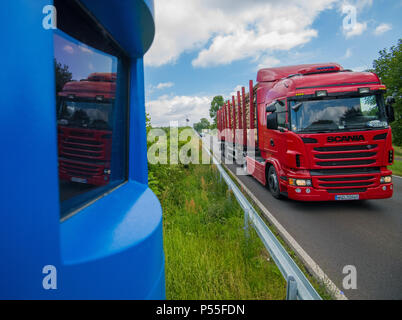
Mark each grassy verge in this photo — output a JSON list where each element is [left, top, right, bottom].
[[220, 163, 334, 300], [393, 145, 402, 158], [391, 160, 402, 176], [148, 129, 286, 299]]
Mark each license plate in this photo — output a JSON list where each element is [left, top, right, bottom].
[[335, 194, 360, 201], [71, 177, 87, 184]]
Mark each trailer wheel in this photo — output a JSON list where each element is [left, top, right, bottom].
[[267, 166, 281, 199]]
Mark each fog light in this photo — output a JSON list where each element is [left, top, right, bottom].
[[382, 186, 387, 191], [306, 188, 311, 194], [295, 188, 301, 193], [380, 176, 392, 184]]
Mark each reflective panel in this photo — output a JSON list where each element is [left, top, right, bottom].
[[55, 30, 127, 219]]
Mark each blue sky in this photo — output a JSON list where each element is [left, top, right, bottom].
[[144, 0, 402, 127], [54, 31, 117, 82]]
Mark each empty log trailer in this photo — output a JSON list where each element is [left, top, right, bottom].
[[217, 63, 396, 201]]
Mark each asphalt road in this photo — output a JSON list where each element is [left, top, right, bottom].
[[203, 134, 402, 300]]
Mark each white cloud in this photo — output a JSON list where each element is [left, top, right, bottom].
[[156, 82, 174, 90], [352, 66, 368, 72], [256, 55, 281, 71], [146, 95, 212, 127], [374, 23, 392, 35], [79, 45, 94, 54], [344, 21, 367, 38], [146, 0, 338, 68], [63, 45, 74, 54]]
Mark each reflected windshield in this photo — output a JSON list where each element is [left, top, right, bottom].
[[58, 99, 113, 130], [290, 94, 388, 133]]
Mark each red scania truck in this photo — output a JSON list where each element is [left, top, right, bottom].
[[57, 72, 116, 186], [217, 63, 396, 201]]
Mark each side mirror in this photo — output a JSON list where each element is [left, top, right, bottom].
[[267, 113, 278, 130], [385, 96, 396, 123], [386, 96, 396, 105], [387, 104, 395, 123], [266, 105, 276, 113]]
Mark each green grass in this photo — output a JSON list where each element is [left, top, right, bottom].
[[220, 163, 334, 300], [391, 160, 402, 176], [394, 145, 402, 158], [154, 163, 286, 300]]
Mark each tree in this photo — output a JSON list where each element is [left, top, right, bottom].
[[55, 59, 72, 94], [209, 96, 224, 126], [370, 39, 402, 145], [193, 118, 211, 133], [146, 112, 152, 134]]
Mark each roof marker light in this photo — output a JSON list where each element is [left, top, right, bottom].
[[359, 87, 370, 94], [315, 90, 327, 97]]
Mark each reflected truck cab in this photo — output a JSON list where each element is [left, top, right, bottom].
[[57, 73, 116, 186]]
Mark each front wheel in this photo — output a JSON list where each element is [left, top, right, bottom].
[[267, 166, 282, 199]]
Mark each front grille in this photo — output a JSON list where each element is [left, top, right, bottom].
[[311, 168, 378, 193], [314, 145, 377, 152], [313, 143, 378, 167], [319, 176, 374, 182], [65, 138, 102, 145], [319, 182, 372, 188], [316, 159, 376, 167], [69, 131, 94, 138], [327, 188, 367, 193], [59, 160, 104, 179], [311, 167, 380, 175], [59, 135, 106, 163], [63, 143, 102, 152], [315, 152, 376, 160]]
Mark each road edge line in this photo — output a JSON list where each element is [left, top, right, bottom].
[[223, 162, 348, 300]]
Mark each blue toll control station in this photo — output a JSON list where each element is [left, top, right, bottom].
[[0, 0, 165, 299]]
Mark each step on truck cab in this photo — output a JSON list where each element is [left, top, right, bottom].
[[217, 63, 396, 201]]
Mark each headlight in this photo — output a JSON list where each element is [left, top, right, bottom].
[[289, 178, 312, 186], [380, 176, 392, 184]]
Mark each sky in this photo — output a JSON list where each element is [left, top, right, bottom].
[[54, 31, 117, 81], [144, 0, 402, 127]]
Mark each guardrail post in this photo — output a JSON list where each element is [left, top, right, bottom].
[[244, 209, 250, 239], [286, 276, 298, 300]]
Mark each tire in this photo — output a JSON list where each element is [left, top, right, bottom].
[[267, 165, 282, 199]]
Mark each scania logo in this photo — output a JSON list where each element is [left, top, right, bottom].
[[327, 135, 365, 143]]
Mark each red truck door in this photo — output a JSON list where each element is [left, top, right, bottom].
[[264, 99, 288, 165]]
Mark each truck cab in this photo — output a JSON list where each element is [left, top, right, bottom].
[[57, 73, 116, 186], [218, 63, 395, 202], [256, 64, 395, 201]]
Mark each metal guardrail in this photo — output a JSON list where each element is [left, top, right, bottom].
[[200, 135, 322, 300]]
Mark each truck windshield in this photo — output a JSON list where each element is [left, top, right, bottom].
[[290, 94, 388, 133], [57, 99, 113, 130]]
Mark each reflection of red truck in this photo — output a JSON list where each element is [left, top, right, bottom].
[[57, 73, 116, 186], [217, 63, 395, 201]]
